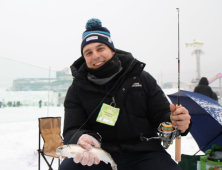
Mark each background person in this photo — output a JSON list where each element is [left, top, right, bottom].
[[194, 77, 216, 101], [2, 99, 6, 108], [59, 18, 191, 170], [39, 100, 42, 108]]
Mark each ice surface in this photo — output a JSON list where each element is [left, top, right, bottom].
[[0, 106, 203, 169]]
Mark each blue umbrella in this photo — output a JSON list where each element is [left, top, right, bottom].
[[168, 90, 222, 154]]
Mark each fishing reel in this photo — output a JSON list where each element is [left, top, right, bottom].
[[140, 122, 181, 149]]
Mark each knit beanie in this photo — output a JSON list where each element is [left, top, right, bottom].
[[81, 18, 115, 56]]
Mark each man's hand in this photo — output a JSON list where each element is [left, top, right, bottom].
[[170, 104, 191, 133], [73, 134, 101, 166]]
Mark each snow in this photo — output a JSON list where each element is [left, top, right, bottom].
[[0, 106, 204, 169]]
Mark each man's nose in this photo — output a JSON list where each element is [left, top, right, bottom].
[[92, 51, 100, 59]]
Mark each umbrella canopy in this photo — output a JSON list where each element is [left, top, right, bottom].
[[168, 90, 222, 153]]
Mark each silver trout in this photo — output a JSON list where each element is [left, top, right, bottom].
[[56, 144, 117, 170]]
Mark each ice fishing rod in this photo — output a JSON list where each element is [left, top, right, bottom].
[[175, 7, 182, 162], [176, 8, 180, 106], [140, 9, 182, 154]]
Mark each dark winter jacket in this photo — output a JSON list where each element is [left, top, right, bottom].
[[213, 92, 218, 102], [63, 49, 190, 154], [194, 77, 215, 100]]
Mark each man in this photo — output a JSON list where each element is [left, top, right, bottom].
[[59, 18, 191, 170]]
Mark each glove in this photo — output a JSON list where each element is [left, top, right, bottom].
[[73, 134, 101, 166]]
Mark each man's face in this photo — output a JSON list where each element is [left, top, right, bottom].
[[83, 42, 115, 69]]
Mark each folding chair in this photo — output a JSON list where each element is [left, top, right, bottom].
[[38, 117, 64, 170]]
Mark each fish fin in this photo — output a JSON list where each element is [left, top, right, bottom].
[[102, 160, 108, 164]]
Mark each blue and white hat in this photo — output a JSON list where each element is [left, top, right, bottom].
[[81, 18, 115, 56]]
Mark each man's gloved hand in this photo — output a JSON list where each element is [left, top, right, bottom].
[[73, 134, 101, 166]]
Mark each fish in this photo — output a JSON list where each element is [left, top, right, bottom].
[[185, 39, 204, 47], [56, 144, 117, 170]]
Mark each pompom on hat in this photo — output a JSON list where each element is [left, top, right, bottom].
[[81, 18, 115, 56]]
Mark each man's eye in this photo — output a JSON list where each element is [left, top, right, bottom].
[[86, 52, 92, 56]]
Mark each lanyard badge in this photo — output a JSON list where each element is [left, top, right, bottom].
[[96, 103, 120, 126]]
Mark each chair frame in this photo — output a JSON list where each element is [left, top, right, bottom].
[[38, 117, 63, 170]]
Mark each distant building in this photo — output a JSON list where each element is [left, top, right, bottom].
[[11, 68, 73, 106], [163, 82, 191, 91], [12, 68, 73, 92]]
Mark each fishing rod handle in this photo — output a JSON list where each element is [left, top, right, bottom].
[[175, 104, 182, 162]]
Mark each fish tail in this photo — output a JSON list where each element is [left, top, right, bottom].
[[111, 163, 118, 170]]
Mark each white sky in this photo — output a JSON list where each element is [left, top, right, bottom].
[[0, 0, 222, 86]]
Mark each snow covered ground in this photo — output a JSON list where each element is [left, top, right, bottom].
[[0, 106, 204, 170]]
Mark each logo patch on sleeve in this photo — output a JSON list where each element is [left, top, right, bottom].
[[86, 36, 98, 42], [132, 82, 142, 87]]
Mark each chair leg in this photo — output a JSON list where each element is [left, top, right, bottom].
[[58, 158, 60, 170], [38, 149, 61, 170], [41, 153, 53, 170], [38, 150, 40, 170], [49, 158, 54, 170], [38, 130, 41, 170]]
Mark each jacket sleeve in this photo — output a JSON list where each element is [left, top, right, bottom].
[[209, 86, 215, 99], [140, 72, 171, 129], [140, 71, 191, 136], [63, 85, 102, 144]]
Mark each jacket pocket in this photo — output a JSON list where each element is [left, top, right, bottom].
[[128, 113, 154, 138]]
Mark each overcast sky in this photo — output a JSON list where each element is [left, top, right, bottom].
[[0, 0, 222, 87]]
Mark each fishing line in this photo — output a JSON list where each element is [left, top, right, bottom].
[[67, 57, 136, 144]]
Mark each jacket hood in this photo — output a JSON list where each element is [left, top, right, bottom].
[[198, 77, 209, 85], [70, 56, 85, 78], [70, 49, 140, 78]]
